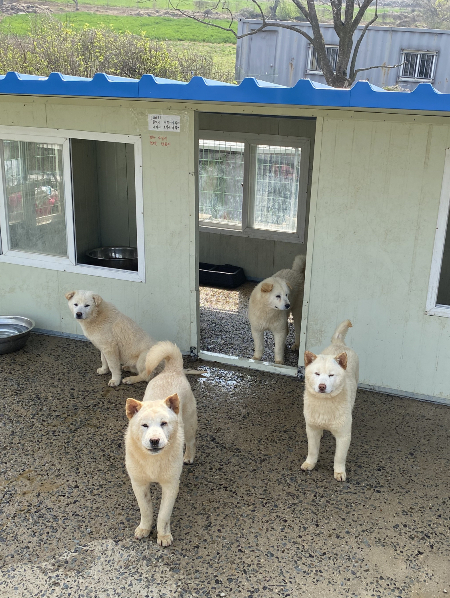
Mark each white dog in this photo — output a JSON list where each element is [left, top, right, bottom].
[[248, 254, 306, 364], [65, 290, 155, 386], [301, 319, 359, 482], [125, 341, 197, 546]]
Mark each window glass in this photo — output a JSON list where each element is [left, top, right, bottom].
[[417, 53, 434, 79], [198, 140, 244, 226], [2, 140, 67, 256], [253, 145, 301, 233], [401, 52, 435, 79], [309, 46, 339, 72]]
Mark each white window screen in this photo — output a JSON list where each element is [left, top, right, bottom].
[[401, 52, 436, 80], [1, 140, 67, 257], [253, 145, 301, 233], [309, 46, 339, 73], [198, 140, 244, 226]]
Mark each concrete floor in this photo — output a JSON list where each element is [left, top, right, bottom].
[[1, 333, 449, 598]]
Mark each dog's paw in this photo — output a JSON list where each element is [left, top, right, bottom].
[[301, 461, 316, 471], [134, 526, 151, 539], [108, 378, 121, 387], [334, 471, 346, 482], [290, 342, 299, 351], [274, 359, 284, 365], [252, 354, 262, 361], [157, 533, 173, 547], [122, 377, 135, 385], [183, 454, 195, 464], [97, 367, 109, 375]]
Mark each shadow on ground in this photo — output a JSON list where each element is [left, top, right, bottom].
[[0, 334, 449, 597]]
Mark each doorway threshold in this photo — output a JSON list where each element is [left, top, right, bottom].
[[198, 350, 299, 377]]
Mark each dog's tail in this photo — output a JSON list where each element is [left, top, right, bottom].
[[145, 341, 203, 376], [145, 341, 184, 376], [331, 319, 353, 344], [292, 254, 307, 273]]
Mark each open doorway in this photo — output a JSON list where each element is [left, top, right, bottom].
[[196, 113, 316, 373]]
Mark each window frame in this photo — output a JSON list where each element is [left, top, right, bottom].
[[198, 130, 310, 243], [398, 50, 437, 82], [426, 147, 450, 318], [0, 126, 145, 282], [306, 44, 339, 75]]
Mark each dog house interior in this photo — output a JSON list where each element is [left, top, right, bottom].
[[0, 134, 139, 274], [197, 112, 316, 369]]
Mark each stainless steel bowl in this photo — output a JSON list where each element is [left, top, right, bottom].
[[0, 316, 35, 355], [86, 247, 138, 271]]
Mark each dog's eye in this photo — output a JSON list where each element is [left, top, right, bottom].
[[74, 303, 78, 307], [315, 372, 320, 376], [142, 424, 148, 428], [276, 295, 281, 299], [85, 304, 90, 308], [329, 374, 334, 377], [161, 421, 168, 427]]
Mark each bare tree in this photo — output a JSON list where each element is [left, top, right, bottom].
[[172, 0, 399, 88]]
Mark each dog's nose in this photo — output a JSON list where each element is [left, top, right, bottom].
[[318, 383, 326, 392], [76, 312, 82, 319], [150, 438, 160, 448], [285, 303, 290, 309]]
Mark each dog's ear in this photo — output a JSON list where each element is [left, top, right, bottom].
[[286, 282, 292, 290], [126, 398, 143, 419], [304, 351, 317, 366], [65, 291, 75, 301], [261, 282, 273, 293], [335, 352, 348, 370], [92, 294, 103, 306], [164, 393, 180, 415]]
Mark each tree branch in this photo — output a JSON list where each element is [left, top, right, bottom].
[[352, 0, 375, 30], [352, 61, 403, 77]]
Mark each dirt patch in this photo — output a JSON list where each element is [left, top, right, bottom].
[[1, 0, 228, 19]]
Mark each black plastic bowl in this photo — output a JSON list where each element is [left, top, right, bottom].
[[86, 247, 138, 271], [0, 316, 35, 354]]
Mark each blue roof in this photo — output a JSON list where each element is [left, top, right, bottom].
[[0, 71, 449, 112]]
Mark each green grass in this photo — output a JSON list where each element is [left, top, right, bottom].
[[0, 13, 238, 43]]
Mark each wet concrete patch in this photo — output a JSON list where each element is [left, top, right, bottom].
[[0, 334, 449, 597]]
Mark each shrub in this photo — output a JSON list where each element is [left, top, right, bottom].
[[0, 15, 236, 82]]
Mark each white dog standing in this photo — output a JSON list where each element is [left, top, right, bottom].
[[65, 290, 154, 386], [301, 320, 359, 482], [125, 341, 197, 546], [248, 254, 306, 364]]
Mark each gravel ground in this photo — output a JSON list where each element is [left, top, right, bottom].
[[199, 282, 300, 367], [0, 334, 449, 598]]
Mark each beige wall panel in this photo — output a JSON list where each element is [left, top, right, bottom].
[[0, 98, 47, 128], [306, 116, 450, 401]]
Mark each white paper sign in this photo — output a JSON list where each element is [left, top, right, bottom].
[[148, 114, 181, 132]]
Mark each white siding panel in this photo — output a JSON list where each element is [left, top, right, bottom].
[[306, 117, 450, 401]]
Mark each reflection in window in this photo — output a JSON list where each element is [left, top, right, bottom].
[[1, 140, 67, 257], [253, 145, 301, 233], [198, 140, 244, 226]]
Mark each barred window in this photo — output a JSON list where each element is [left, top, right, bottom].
[[400, 51, 437, 81], [308, 45, 339, 73], [198, 132, 310, 240]]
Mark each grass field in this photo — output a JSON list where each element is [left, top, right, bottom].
[[0, 13, 238, 43]]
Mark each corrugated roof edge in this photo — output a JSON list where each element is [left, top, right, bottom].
[[0, 71, 449, 112]]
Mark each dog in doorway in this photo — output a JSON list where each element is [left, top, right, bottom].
[[301, 319, 359, 482], [248, 254, 306, 364]]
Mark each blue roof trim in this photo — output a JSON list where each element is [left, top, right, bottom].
[[1, 71, 450, 112]]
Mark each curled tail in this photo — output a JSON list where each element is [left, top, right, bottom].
[[331, 319, 353, 344], [292, 254, 307, 273], [145, 341, 184, 376]]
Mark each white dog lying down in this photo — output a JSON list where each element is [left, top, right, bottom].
[[248, 254, 306, 364], [301, 319, 359, 482], [65, 290, 200, 386], [125, 341, 197, 547]]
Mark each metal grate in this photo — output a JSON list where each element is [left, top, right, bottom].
[[198, 139, 244, 226], [253, 145, 301, 233]]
